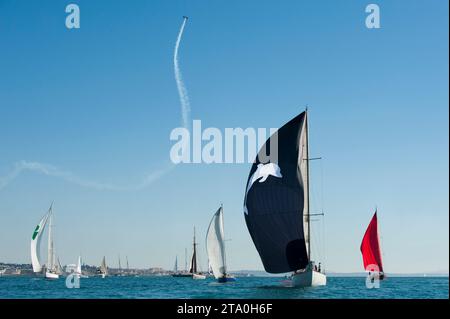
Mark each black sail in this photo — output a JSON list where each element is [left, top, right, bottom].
[[189, 248, 197, 274], [244, 111, 309, 273]]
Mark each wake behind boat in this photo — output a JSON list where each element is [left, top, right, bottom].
[[206, 205, 235, 283], [244, 110, 326, 287]]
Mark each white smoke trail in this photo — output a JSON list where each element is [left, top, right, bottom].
[[0, 161, 173, 191], [174, 17, 190, 129], [0, 17, 192, 192]]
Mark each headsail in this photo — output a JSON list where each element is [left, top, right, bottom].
[[30, 207, 51, 272], [100, 256, 108, 275], [76, 256, 82, 275], [206, 206, 227, 279], [244, 111, 309, 273], [360, 211, 384, 273]]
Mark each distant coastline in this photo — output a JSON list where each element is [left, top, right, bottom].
[[1, 263, 448, 278]]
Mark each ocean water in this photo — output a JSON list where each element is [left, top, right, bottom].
[[0, 276, 448, 299]]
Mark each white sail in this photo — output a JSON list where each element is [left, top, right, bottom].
[[100, 256, 107, 275], [206, 206, 227, 279], [30, 208, 51, 272], [76, 256, 82, 274], [299, 112, 310, 258]]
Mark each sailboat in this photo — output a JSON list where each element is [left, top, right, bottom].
[[172, 253, 192, 277], [74, 256, 88, 278], [174, 256, 178, 272], [244, 110, 326, 287], [30, 203, 61, 279], [45, 209, 60, 279], [99, 256, 108, 278], [361, 210, 385, 280], [190, 227, 206, 280], [206, 205, 235, 283], [125, 256, 129, 275]]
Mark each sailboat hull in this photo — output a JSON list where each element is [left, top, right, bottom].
[[291, 269, 326, 287], [45, 271, 59, 279], [192, 273, 206, 280], [217, 276, 236, 283], [172, 273, 192, 278]]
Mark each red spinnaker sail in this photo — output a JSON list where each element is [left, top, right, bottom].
[[360, 212, 383, 273]]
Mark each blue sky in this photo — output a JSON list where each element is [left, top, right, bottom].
[[0, 0, 448, 273]]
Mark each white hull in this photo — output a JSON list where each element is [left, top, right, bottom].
[[291, 269, 326, 287], [45, 271, 59, 279], [192, 273, 206, 280]]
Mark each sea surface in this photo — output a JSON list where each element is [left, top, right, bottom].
[[0, 276, 448, 299]]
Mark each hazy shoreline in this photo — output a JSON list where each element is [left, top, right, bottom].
[[1, 263, 448, 278]]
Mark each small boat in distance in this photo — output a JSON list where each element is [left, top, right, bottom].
[[361, 210, 385, 280], [206, 205, 235, 283], [244, 110, 326, 287], [172, 254, 193, 277], [172, 254, 190, 277], [74, 256, 88, 278], [99, 256, 108, 278]]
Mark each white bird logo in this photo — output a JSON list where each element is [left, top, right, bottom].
[[244, 163, 282, 214]]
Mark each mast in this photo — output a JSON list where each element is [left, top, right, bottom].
[[47, 205, 54, 271], [221, 204, 227, 275], [126, 256, 129, 272], [118, 255, 122, 273], [191, 226, 197, 273], [305, 108, 311, 259], [57, 258, 63, 274], [184, 248, 187, 271]]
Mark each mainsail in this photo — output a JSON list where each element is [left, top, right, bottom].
[[244, 111, 310, 273], [206, 206, 227, 279], [360, 211, 384, 273], [189, 228, 198, 274], [100, 256, 108, 275], [30, 206, 51, 272], [76, 256, 82, 275]]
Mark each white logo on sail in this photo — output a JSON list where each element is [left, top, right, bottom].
[[244, 163, 282, 214]]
